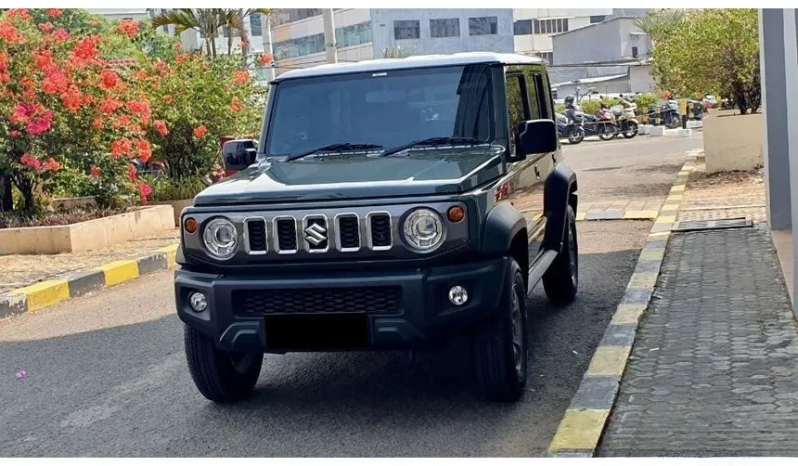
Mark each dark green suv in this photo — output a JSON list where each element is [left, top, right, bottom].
[[175, 52, 579, 403]]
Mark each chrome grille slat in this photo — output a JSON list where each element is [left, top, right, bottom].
[[245, 212, 394, 255]]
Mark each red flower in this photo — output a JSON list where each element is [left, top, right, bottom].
[[100, 97, 122, 114], [175, 53, 189, 65], [34, 49, 54, 70], [42, 66, 68, 94], [10, 130, 20, 138], [10, 104, 28, 124], [230, 97, 242, 113], [115, 19, 139, 37], [52, 28, 69, 42], [257, 53, 274, 66], [38, 22, 54, 33], [138, 180, 152, 204], [60, 85, 83, 111], [46, 9, 64, 18], [154, 60, 167, 73], [134, 70, 148, 81], [43, 158, 61, 172], [92, 117, 104, 129], [20, 153, 41, 171], [6, 9, 30, 20], [112, 115, 131, 129], [135, 139, 152, 163], [90, 165, 102, 178], [232, 70, 250, 85], [26, 111, 53, 136], [111, 138, 133, 158], [153, 119, 168, 137], [127, 163, 137, 181], [73, 35, 101, 61], [125, 100, 151, 125], [0, 22, 24, 44], [193, 125, 207, 138], [100, 69, 119, 89]]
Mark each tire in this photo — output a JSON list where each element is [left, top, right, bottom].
[[472, 258, 528, 402], [622, 121, 639, 139], [568, 128, 584, 144], [184, 324, 264, 403], [598, 123, 618, 141], [542, 205, 578, 305]]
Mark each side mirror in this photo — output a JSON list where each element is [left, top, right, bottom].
[[515, 119, 558, 159], [222, 139, 258, 172]]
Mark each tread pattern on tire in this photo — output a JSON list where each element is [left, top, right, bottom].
[[472, 259, 527, 403], [184, 325, 263, 403]]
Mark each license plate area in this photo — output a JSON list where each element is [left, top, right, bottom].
[[264, 313, 369, 351]]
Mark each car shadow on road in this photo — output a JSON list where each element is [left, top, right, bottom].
[[0, 248, 643, 457]]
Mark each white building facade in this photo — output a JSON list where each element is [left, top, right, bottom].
[[512, 9, 615, 64]]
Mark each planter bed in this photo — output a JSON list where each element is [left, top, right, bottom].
[[0, 204, 175, 255], [152, 199, 193, 227]]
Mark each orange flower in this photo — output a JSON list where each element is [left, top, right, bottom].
[[6, 9, 30, 20], [230, 97, 242, 113], [100, 97, 122, 114], [0, 22, 24, 44], [134, 70, 148, 81], [42, 66, 68, 94], [175, 53, 189, 65], [153, 119, 168, 137], [112, 115, 132, 129], [46, 9, 64, 18], [115, 19, 139, 37], [38, 22, 54, 33], [92, 117, 104, 129], [100, 69, 119, 89], [193, 125, 207, 138], [73, 35, 101, 61], [232, 70, 250, 85], [60, 85, 82, 112], [52, 28, 69, 42], [135, 139, 152, 163], [34, 49, 53, 71], [163, 95, 174, 104], [90, 165, 102, 178], [110, 138, 133, 158], [125, 100, 151, 125], [43, 158, 61, 172], [257, 53, 273, 66]]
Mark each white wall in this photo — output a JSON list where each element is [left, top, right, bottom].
[[512, 9, 612, 54], [553, 18, 651, 64], [629, 65, 655, 93]]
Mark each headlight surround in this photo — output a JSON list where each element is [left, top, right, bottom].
[[402, 208, 446, 253], [202, 217, 239, 260]]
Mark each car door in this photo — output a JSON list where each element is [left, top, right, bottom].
[[503, 65, 549, 264]]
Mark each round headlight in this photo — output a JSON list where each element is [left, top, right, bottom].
[[202, 217, 239, 260], [402, 208, 445, 253]]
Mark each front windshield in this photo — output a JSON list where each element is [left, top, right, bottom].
[[265, 64, 494, 157]]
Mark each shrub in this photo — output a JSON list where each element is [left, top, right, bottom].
[[145, 176, 208, 202]]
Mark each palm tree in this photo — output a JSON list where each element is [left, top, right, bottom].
[[152, 8, 270, 57], [634, 9, 687, 47]]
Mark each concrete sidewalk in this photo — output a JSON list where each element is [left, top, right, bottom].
[[599, 226, 798, 456]]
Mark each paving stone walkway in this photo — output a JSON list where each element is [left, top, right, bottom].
[[599, 227, 798, 456], [0, 229, 179, 293]]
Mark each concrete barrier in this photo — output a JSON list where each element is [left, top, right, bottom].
[[677, 129, 693, 137], [639, 125, 652, 135], [703, 113, 764, 173], [650, 126, 665, 137]]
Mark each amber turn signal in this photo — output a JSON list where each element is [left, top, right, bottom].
[[184, 217, 198, 234], [447, 206, 465, 223]]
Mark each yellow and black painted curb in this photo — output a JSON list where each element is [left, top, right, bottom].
[[0, 244, 179, 319], [547, 149, 701, 457], [576, 210, 660, 222]]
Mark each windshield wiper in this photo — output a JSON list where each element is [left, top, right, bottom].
[[380, 136, 484, 157], [285, 143, 383, 162]]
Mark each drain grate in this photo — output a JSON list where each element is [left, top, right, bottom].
[[672, 217, 753, 232]]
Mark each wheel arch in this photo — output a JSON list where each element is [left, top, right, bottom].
[[482, 202, 529, 288], [542, 164, 578, 253]]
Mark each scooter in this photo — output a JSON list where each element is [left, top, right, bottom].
[[611, 105, 639, 139], [575, 112, 618, 141], [556, 112, 585, 144]]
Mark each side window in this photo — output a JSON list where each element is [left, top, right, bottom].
[[523, 66, 553, 121], [505, 70, 530, 155]]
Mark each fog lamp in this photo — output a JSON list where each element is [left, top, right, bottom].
[[448, 285, 468, 306], [189, 291, 208, 312]]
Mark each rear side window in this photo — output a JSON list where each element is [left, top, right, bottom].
[[522, 65, 553, 121], [504, 70, 530, 156]]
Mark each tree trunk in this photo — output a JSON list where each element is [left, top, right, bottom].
[[205, 38, 212, 55], [0, 171, 13, 212], [228, 34, 233, 55]]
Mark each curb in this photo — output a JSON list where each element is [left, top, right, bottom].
[[546, 148, 701, 457], [576, 209, 660, 221], [0, 244, 179, 319]]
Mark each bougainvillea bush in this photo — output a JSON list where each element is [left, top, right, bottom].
[[0, 8, 268, 220]]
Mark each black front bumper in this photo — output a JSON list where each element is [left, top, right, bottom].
[[174, 257, 509, 353]]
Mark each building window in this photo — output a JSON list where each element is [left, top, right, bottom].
[[250, 14, 263, 36], [430, 18, 460, 38], [513, 19, 532, 36], [533, 18, 569, 34], [394, 20, 420, 40], [632, 46, 639, 58], [590, 15, 606, 24], [335, 21, 373, 48], [273, 21, 373, 60], [469, 16, 498, 36], [537, 52, 553, 65]]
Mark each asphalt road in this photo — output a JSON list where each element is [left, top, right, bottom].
[[0, 135, 697, 457]]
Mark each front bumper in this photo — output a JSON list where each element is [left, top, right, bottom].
[[175, 256, 509, 353]]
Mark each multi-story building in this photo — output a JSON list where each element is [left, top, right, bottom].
[[512, 9, 615, 64]]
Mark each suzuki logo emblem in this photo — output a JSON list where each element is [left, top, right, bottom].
[[304, 222, 327, 246]]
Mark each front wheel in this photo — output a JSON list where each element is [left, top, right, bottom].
[[184, 325, 264, 403], [598, 123, 618, 141], [471, 258, 528, 402], [568, 127, 585, 144], [542, 205, 578, 305], [622, 121, 639, 139]]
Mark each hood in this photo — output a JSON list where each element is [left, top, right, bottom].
[[193, 147, 504, 206]]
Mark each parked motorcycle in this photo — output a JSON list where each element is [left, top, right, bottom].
[[646, 100, 682, 129], [611, 105, 639, 139], [575, 112, 618, 141], [556, 112, 585, 144]]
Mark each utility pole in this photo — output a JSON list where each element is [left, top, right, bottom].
[[322, 9, 338, 64], [264, 13, 276, 81]]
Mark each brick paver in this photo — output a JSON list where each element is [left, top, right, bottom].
[[0, 229, 179, 293], [599, 228, 798, 456], [678, 160, 766, 225]]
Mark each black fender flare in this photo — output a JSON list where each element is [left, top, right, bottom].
[[480, 201, 527, 255], [542, 164, 578, 252]]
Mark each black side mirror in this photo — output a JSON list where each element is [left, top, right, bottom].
[[515, 119, 558, 159], [222, 139, 258, 171]]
